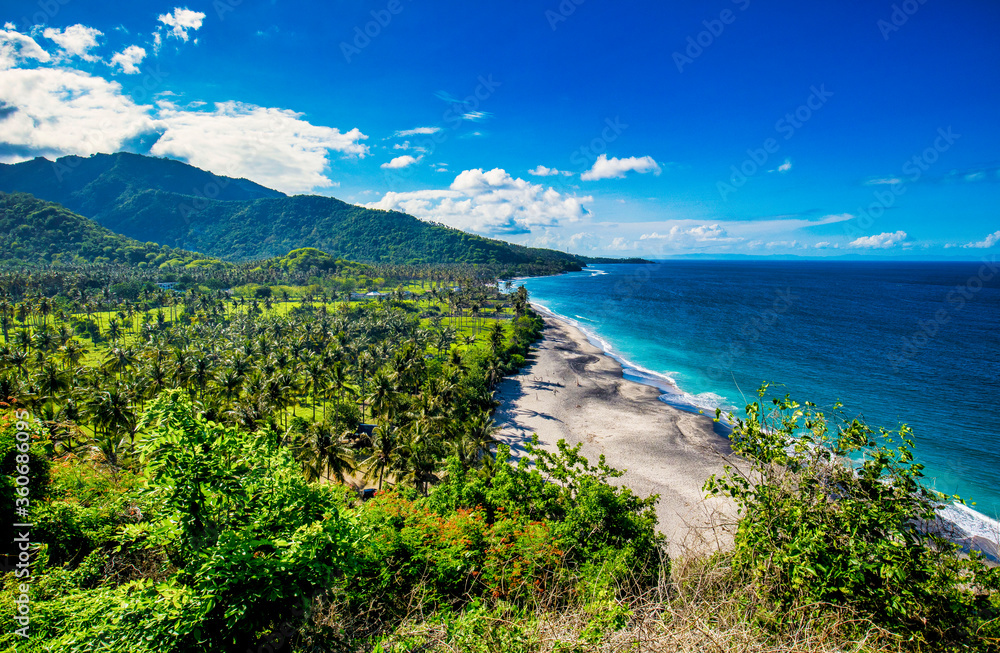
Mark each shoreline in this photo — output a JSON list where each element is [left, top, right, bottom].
[[529, 301, 737, 424], [494, 309, 739, 556], [496, 302, 1000, 562]]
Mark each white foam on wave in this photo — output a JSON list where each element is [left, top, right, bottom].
[[532, 302, 734, 419], [937, 503, 1000, 561], [588, 268, 609, 276], [531, 303, 1000, 557]]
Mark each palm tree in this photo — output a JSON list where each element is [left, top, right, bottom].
[[107, 318, 122, 345], [303, 356, 327, 421], [216, 368, 243, 404], [366, 370, 396, 422], [59, 340, 87, 370], [363, 423, 400, 491], [102, 346, 136, 382], [295, 422, 356, 484], [461, 412, 499, 468], [35, 360, 69, 420], [190, 356, 214, 401], [392, 420, 442, 495], [488, 321, 506, 356], [87, 384, 137, 461], [0, 298, 12, 344]]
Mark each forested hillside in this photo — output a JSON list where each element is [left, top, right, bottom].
[[0, 153, 587, 269], [0, 192, 221, 269]]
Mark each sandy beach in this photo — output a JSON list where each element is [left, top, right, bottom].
[[495, 311, 739, 556]]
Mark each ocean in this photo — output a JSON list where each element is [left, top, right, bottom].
[[517, 260, 1000, 541]]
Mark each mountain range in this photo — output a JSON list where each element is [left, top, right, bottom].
[[0, 153, 603, 269]]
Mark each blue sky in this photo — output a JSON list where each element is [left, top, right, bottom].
[[1, 0, 998, 257]]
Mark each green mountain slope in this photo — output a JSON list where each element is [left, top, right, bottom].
[[0, 153, 587, 269], [0, 192, 222, 269]]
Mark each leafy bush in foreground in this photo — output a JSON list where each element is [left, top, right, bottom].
[[0, 395, 664, 652], [705, 385, 1000, 648]]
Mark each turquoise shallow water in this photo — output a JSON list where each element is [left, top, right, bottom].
[[518, 260, 1000, 536]]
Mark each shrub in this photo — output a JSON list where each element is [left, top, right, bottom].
[[430, 439, 665, 591], [704, 385, 1000, 646]]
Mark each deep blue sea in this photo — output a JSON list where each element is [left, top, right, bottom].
[[518, 260, 1000, 534]]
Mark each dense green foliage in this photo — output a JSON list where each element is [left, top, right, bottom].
[[0, 393, 663, 651], [0, 153, 587, 269], [0, 254, 996, 651], [705, 385, 1000, 649], [0, 193, 220, 269]]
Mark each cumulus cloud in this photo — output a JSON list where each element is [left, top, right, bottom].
[[0, 55, 370, 193], [158, 7, 206, 42], [365, 167, 591, 235], [849, 231, 908, 249], [528, 165, 572, 177], [394, 126, 440, 137], [150, 101, 369, 194], [775, 159, 792, 173], [0, 28, 50, 70], [381, 154, 419, 169], [110, 45, 146, 74], [42, 24, 102, 61], [963, 230, 1000, 248], [0, 67, 159, 162], [580, 154, 661, 181]]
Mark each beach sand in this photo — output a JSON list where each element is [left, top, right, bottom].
[[495, 313, 739, 557]]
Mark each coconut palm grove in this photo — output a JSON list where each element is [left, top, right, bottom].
[[0, 184, 996, 651]]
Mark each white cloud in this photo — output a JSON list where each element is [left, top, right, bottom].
[[365, 167, 591, 235], [0, 59, 370, 193], [766, 240, 798, 249], [381, 154, 420, 169], [461, 110, 491, 121], [776, 159, 792, 173], [849, 230, 908, 249], [110, 45, 146, 74], [864, 177, 903, 186], [639, 224, 741, 246], [0, 28, 51, 70], [392, 140, 427, 154], [813, 241, 832, 249], [576, 213, 856, 256], [394, 126, 440, 137], [150, 101, 369, 194], [608, 237, 631, 251], [158, 7, 206, 42], [580, 154, 661, 181], [963, 230, 1000, 249], [0, 67, 159, 161], [42, 25, 102, 61], [528, 165, 560, 176]]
